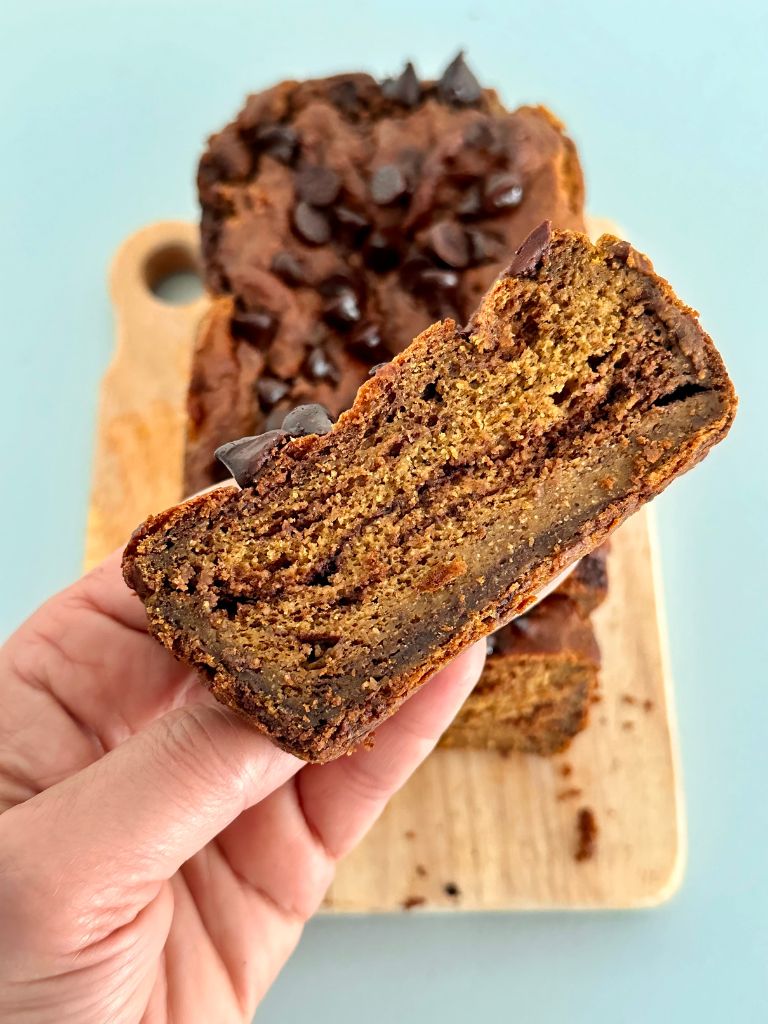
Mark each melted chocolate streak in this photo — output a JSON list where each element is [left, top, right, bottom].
[[188, 371, 709, 639]]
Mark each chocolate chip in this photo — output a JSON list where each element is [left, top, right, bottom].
[[419, 267, 461, 321], [370, 164, 408, 205], [295, 165, 341, 207], [506, 220, 553, 278], [443, 881, 461, 898], [255, 125, 299, 164], [282, 403, 334, 437], [319, 271, 362, 298], [484, 172, 523, 212], [333, 206, 371, 244], [348, 322, 390, 362], [270, 251, 307, 286], [426, 221, 470, 268], [400, 254, 434, 290], [457, 185, 483, 219], [381, 61, 422, 107], [215, 431, 288, 487], [437, 52, 482, 106], [330, 79, 361, 115], [466, 228, 504, 264], [402, 257, 460, 319], [605, 240, 654, 273], [364, 232, 401, 273], [231, 307, 278, 347], [255, 376, 290, 409], [419, 266, 460, 291], [304, 347, 340, 383], [323, 286, 361, 329], [293, 201, 331, 245]]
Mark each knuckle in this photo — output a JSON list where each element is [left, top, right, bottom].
[[154, 706, 247, 800]]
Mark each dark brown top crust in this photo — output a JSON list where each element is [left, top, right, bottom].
[[186, 56, 585, 491]]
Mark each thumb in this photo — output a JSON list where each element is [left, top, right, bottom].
[[2, 703, 300, 888]]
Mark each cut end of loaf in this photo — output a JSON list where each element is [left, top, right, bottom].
[[442, 592, 602, 756], [124, 227, 736, 762]]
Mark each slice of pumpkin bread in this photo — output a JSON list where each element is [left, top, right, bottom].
[[123, 226, 736, 762]]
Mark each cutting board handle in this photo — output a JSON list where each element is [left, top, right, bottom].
[[85, 221, 208, 569]]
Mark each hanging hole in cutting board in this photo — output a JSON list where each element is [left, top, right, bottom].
[[143, 242, 204, 305]]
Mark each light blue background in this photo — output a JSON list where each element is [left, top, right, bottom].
[[1, 2, 766, 1020]]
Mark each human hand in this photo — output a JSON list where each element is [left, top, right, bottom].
[[0, 552, 484, 1023]]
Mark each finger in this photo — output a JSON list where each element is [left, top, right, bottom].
[[0, 551, 203, 774], [296, 643, 485, 859], [218, 642, 485, 914], [77, 548, 158, 633], [0, 703, 301, 938]]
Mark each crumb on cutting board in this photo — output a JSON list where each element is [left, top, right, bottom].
[[402, 895, 426, 910], [574, 807, 598, 862]]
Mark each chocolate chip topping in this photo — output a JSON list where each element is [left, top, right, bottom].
[[329, 78, 362, 116], [349, 322, 389, 362], [194, 65, 587, 497], [401, 255, 461, 317], [255, 376, 290, 409], [293, 201, 331, 245], [484, 172, 524, 212], [505, 220, 553, 278], [381, 61, 422, 107], [215, 430, 288, 487], [457, 185, 483, 219], [371, 164, 408, 205], [419, 266, 460, 292], [305, 346, 340, 382], [467, 228, 504, 264], [427, 221, 470, 268], [270, 251, 307, 286], [364, 231, 401, 273], [605, 239, 654, 273], [214, 401, 334, 485], [282, 403, 334, 437], [255, 125, 299, 164], [295, 165, 341, 207], [400, 253, 433, 290], [410, 263, 460, 321], [333, 206, 370, 245], [231, 306, 278, 347], [437, 52, 482, 106], [323, 286, 361, 328]]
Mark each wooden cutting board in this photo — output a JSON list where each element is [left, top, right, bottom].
[[86, 219, 685, 911]]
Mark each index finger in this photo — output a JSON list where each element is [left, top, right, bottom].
[[294, 642, 486, 859]]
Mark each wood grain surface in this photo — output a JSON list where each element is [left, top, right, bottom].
[[85, 219, 684, 911]]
